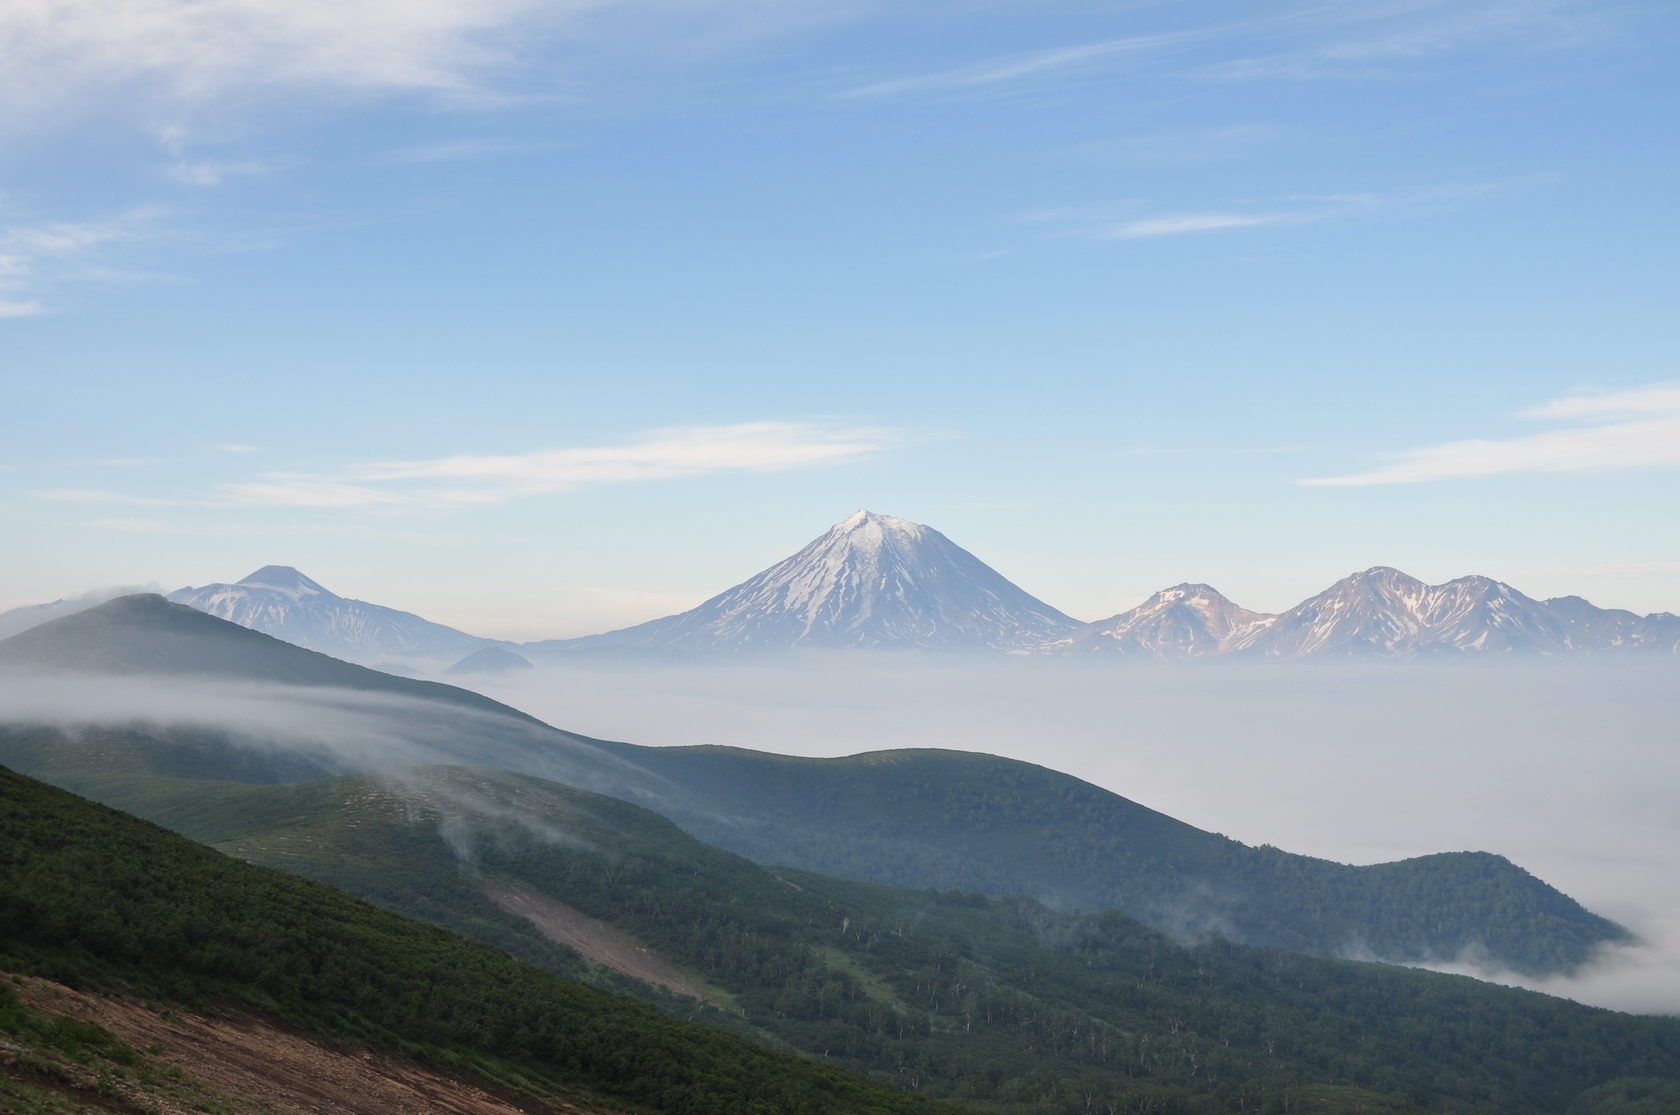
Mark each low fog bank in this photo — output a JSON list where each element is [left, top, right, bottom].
[[0, 672, 687, 813], [2, 659, 1674, 1015], [465, 656, 1680, 1015]]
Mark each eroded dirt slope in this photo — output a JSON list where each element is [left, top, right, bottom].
[[2, 971, 622, 1115], [484, 881, 720, 1005]]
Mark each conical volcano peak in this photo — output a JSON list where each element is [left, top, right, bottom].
[[545, 511, 1080, 652], [237, 565, 332, 597], [831, 509, 927, 543]]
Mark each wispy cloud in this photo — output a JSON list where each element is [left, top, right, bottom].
[[1523, 383, 1680, 422], [842, 2, 1605, 101], [215, 421, 903, 509], [1102, 212, 1292, 239], [1301, 382, 1680, 487], [1044, 179, 1522, 244], [0, 208, 164, 316], [839, 29, 1215, 100], [0, 0, 554, 126]]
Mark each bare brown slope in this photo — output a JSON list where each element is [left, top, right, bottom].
[[3, 971, 621, 1115], [484, 882, 719, 1006]]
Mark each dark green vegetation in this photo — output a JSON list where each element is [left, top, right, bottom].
[[34, 761, 1680, 1115], [0, 594, 1627, 976], [598, 744, 1626, 975], [0, 765, 955, 1115]]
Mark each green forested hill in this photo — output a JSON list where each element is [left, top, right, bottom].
[[0, 764, 955, 1115], [0, 594, 1630, 975], [45, 761, 1680, 1115], [592, 742, 1626, 973]]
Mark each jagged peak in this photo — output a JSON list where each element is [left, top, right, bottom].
[[237, 566, 332, 596], [1352, 565, 1417, 582]]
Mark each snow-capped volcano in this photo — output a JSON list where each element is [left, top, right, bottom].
[[1051, 583, 1273, 657], [534, 510, 1083, 654], [168, 566, 491, 664]]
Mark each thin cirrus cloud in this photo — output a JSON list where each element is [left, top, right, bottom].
[[218, 421, 901, 508], [1101, 212, 1293, 239], [838, 29, 1215, 99], [1062, 181, 1514, 243], [839, 2, 1599, 101], [1301, 382, 1680, 487]]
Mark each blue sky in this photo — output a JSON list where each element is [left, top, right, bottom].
[[3, 0, 1677, 638]]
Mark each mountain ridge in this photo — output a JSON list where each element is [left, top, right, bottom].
[[1065, 565, 1680, 658]]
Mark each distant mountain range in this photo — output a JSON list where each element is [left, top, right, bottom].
[[1056, 565, 1680, 658], [1, 511, 1674, 659]]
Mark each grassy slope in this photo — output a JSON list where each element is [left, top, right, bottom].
[[0, 764, 955, 1115], [58, 761, 1680, 1115]]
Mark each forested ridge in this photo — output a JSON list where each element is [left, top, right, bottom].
[[601, 743, 1626, 973], [53, 762, 1680, 1115], [0, 764, 957, 1115]]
